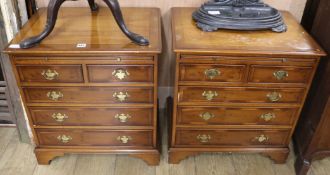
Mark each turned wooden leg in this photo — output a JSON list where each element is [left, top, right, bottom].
[[35, 150, 65, 165], [295, 156, 312, 175], [102, 0, 149, 46], [129, 152, 160, 166], [19, 0, 66, 48], [87, 0, 99, 11], [262, 150, 289, 164], [168, 151, 199, 164]]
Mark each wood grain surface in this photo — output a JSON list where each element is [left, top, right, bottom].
[[172, 9, 324, 56], [0, 125, 328, 175], [35, 0, 307, 86], [4, 7, 162, 165], [169, 7, 325, 165], [4, 8, 161, 54]]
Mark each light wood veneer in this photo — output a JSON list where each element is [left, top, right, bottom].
[[169, 7, 326, 164], [3, 7, 162, 165]]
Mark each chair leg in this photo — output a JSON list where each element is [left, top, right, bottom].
[[102, 0, 149, 46], [19, 0, 66, 48]]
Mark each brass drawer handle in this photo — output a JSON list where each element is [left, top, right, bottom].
[[57, 135, 72, 143], [115, 113, 131, 123], [112, 68, 130, 80], [267, 92, 282, 102], [197, 134, 211, 143], [202, 91, 218, 101], [254, 134, 269, 143], [205, 69, 221, 79], [47, 91, 64, 101], [41, 69, 59, 80], [260, 113, 276, 122], [199, 112, 215, 121], [273, 70, 288, 80], [117, 136, 132, 144], [52, 113, 68, 122], [113, 92, 130, 102]]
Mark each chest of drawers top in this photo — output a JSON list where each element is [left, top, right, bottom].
[[4, 7, 161, 56], [172, 8, 325, 57]]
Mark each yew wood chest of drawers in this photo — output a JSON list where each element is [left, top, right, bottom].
[[4, 7, 162, 165], [169, 7, 326, 164]]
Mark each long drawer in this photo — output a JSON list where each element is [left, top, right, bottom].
[[23, 87, 153, 104], [29, 107, 153, 126], [175, 129, 290, 147], [177, 107, 298, 126], [16, 65, 84, 83], [36, 129, 153, 147], [178, 86, 305, 104]]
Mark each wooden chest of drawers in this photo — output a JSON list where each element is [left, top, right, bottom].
[[169, 8, 326, 164], [4, 7, 161, 165]]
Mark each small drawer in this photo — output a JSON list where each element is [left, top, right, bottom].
[[87, 65, 153, 83], [16, 65, 83, 83], [29, 107, 153, 126], [178, 87, 305, 104], [175, 129, 290, 147], [249, 65, 313, 84], [177, 107, 298, 126], [179, 64, 246, 82], [23, 87, 153, 104], [36, 129, 153, 147]]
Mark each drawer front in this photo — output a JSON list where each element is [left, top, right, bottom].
[[36, 129, 153, 146], [178, 87, 305, 104], [177, 107, 298, 126], [175, 130, 290, 147], [87, 65, 153, 83], [23, 87, 153, 104], [249, 65, 313, 84], [179, 64, 246, 82], [16, 65, 83, 83], [29, 107, 153, 126]]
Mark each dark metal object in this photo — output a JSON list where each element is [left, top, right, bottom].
[[19, 0, 149, 49], [192, 0, 287, 32], [25, 0, 38, 18]]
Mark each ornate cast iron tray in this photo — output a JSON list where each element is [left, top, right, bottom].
[[19, 0, 149, 49], [192, 0, 287, 32]]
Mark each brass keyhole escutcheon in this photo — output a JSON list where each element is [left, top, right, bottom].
[[273, 70, 288, 80], [57, 135, 72, 143], [202, 91, 218, 101], [267, 92, 282, 102], [199, 112, 215, 121], [52, 113, 68, 122], [204, 69, 221, 79], [41, 69, 59, 80], [115, 114, 131, 123], [112, 68, 130, 80], [47, 91, 64, 101], [197, 134, 211, 143], [254, 134, 269, 143], [117, 136, 132, 144], [260, 113, 276, 122], [113, 92, 130, 102]]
